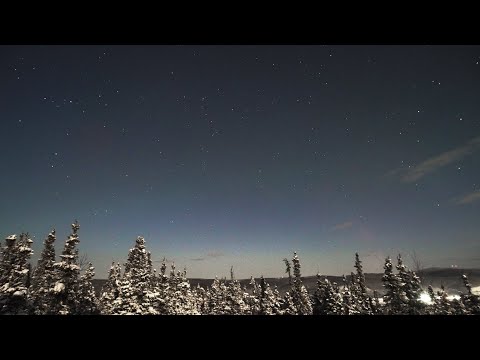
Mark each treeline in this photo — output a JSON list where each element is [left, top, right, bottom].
[[0, 221, 479, 315]]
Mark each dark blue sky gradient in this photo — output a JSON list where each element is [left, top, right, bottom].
[[1, 45, 479, 278]]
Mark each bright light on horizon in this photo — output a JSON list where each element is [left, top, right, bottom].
[[420, 291, 461, 305], [419, 292, 433, 305]]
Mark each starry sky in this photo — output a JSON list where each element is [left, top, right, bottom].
[[1, 45, 480, 279]]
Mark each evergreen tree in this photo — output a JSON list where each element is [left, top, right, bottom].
[[193, 284, 208, 314], [53, 221, 82, 315], [288, 252, 313, 315], [30, 229, 57, 314], [166, 265, 198, 314], [116, 236, 156, 314], [461, 274, 480, 314], [382, 256, 403, 314], [26, 263, 32, 289], [283, 258, 292, 285], [450, 297, 467, 315], [154, 257, 170, 314], [246, 276, 260, 315], [206, 277, 228, 314], [353, 253, 372, 314], [396, 254, 424, 314], [241, 285, 254, 315], [0, 235, 17, 287], [427, 285, 437, 315], [258, 276, 281, 315], [436, 285, 453, 315], [272, 285, 284, 315], [100, 262, 122, 314], [0, 233, 34, 314], [77, 262, 100, 314], [225, 267, 249, 315], [427, 284, 466, 315], [312, 274, 325, 315], [354, 253, 367, 296], [341, 274, 358, 315], [281, 291, 297, 315], [312, 275, 342, 315]]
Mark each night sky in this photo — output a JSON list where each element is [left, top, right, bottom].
[[1, 45, 480, 279]]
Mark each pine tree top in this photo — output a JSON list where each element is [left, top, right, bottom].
[[72, 221, 80, 233], [5, 234, 17, 243]]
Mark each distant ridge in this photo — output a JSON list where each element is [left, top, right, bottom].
[[91, 267, 480, 297]]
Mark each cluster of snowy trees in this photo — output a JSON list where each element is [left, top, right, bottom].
[[1, 221, 479, 315], [0, 222, 98, 315]]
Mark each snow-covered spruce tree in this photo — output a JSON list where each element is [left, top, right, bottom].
[[258, 275, 282, 315], [241, 284, 253, 315], [194, 284, 208, 314], [396, 254, 424, 314], [333, 282, 343, 312], [272, 285, 284, 315], [349, 271, 364, 313], [0, 235, 17, 287], [382, 256, 403, 315], [245, 276, 260, 315], [258, 276, 271, 315], [426, 285, 437, 315], [224, 267, 249, 315], [283, 258, 292, 285], [15, 233, 34, 314], [164, 263, 180, 314], [26, 263, 32, 289], [428, 284, 466, 315], [116, 236, 157, 314], [99, 262, 122, 314], [142, 254, 162, 314], [0, 233, 34, 314], [341, 275, 351, 314], [52, 221, 82, 315], [348, 271, 359, 312], [216, 279, 229, 314], [166, 265, 198, 315], [354, 253, 367, 296], [341, 275, 358, 315], [202, 280, 214, 314], [312, 275, 342, 315], [312, 274, 325, 315], [353, 253, 372, 314], [206, 276, 228, 315], [30, 229, 57, 314], [461, 274, 480, 314], [288, 252, 313, 315], [179, 269, 200, 315], [435, 285, 453, 315], [155, 257, 170, 314], [77, 262, 100, 314], [281, 291, 297, 315], [450, 296, 467, 315]]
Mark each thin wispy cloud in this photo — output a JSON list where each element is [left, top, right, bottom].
[[392, 136, 480, 183], [332, 221, 353, 231], [206, 251, 224, 258], [190, 251, 224, 262], [454, 191, 480, 205]]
